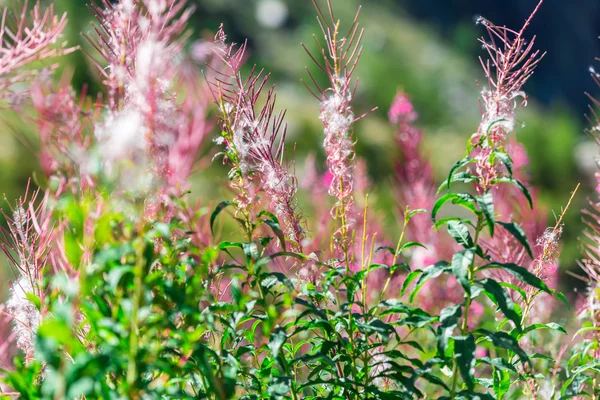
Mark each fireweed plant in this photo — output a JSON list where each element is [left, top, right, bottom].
[[0, 0, 596, 398]]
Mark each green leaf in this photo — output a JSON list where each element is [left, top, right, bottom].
[[479, 263, 551, 293], [437, 304, 462, 358], [107, 265, 133, 293], [25, 292, 42, 311], [497, 221, 533, 258], [438, 172, 478, 193], [498, 282, 527, 302], [573, 325, 600, 338], [261, 216, 287, 251], [492, 151, 513, 176], [479, 278, 522, 331], [376, 246, 396, 256], [210, 201, 232, 236], [448, 221, 474, 248], [269, 251, 308, 261], [521, 322, 567, 337], [407, 208, 428, 218], [445, 157, 476, 190], [401, 270, 423, 297], [514, 180, 534, 209], [242, 242, 259, 262], [399, 241, 428, 253], [432, 193, 478, 223], [476, 329, 530, 365], [556, 291, 570, 308], [452, 248, 475, 295], [268, 377, 291, 397], [410, 261, 451, 302], [268, 328, 287, 359], [476, 357, 517, 372], [492, 178, 533, 209], [435, 217, 465, 231], [476, 193, 495, 236], [493, 367, 511, 400], [454, 334, 476, 390]]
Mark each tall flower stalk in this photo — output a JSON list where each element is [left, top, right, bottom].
[[207, 26, 305, 251], [86, 0, 208, 190], [0, 187, 55, 363], [0, 0, 75, 99], [304, 0, 365, 263], [471, 1, 544, 193]]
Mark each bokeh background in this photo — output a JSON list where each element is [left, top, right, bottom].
[[1, 0, 598, 299]]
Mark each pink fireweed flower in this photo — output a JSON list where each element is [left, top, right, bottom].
[[30, 76, 100, 193], [304, 1, 368, 258], [390, 95, 452, 272], [165, 62, 213, 187], [300, 155, 394, 287], [475, 1, 544, 148], [207, 26, 305, 251], [87, 0, 212, 193], [0, 185, 56, 363], [85, 0, 191, 111], [578, 200, 600, 335], [389, 91, 463, 313], [0, 307, 16, 369], [320, 76, 356, 217], [388, 91, 418, 125], [0, 1, 75, 98]]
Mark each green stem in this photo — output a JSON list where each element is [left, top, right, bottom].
[[127, 229, 146, 395], [450, 216, 483, 399]]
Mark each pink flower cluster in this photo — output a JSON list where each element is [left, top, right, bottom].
[[88, 0, 210, 190], [207, 26, 305, 250], [390, 91, 466, 314], [0, 186, 58, 363], [302, 3, 367, 261], [475, 2, 544, 149]]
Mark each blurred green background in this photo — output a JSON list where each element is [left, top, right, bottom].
[[0, 0, 597, 298]]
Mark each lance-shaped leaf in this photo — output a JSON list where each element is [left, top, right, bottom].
[[479, 278, 522, 331], [476, 193, 495, 236], [210, 201, 232, 236], [479, 262, 551, 293], [476, 329, 530, 366], [445, 156, 476, 190], [497, 221, 533, 258], [452, 248, 476, 295], [454, 334, 476, 391], [447, 220, 474, 248], [437, 304, 462, 358], [432, 193, 478, 223], [410, 261, 451, 302]]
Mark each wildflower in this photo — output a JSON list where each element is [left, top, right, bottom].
[[207, 25, 305, 250], [5, 278, 41, 361], [532, 226, 562, 277], [30, 78, 98, 192], [0, 1, 75, 97], [475, 2, 544, 148], [388, 91, 418, 125], [304, 0, 366, 256], [0, 187, 56, 364], [320, 76, 356, 217], [86, 0, 211, 192], [390, 91, 461, 313]]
